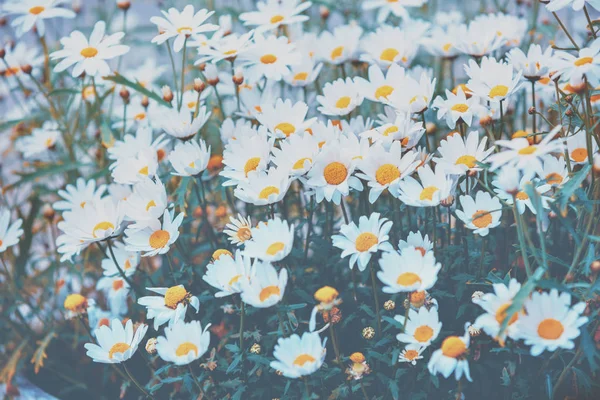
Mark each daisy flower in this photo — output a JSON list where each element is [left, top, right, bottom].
[[355, 64, 407, 104], [316, 24, 363, 65], [385, 71, 435, 114], [270, 332, 327, 378], [236, 34, 301, 82], [0, 208, 23, 254], [309, 286, 343, 332], [455, 191, 502, 237], [256, 98, 316, 139], [51, 21, 129, 78], [223, 214, 253, 247], [377, 247, 441, 293], [398, 344, 425, 365], [359, 26, 418, 69], [433, 130, 494, 174], [271, 132, 320, 176], [472, 278, 522, 344], [546, 0, 600, 12], [221, 128, 274, 186], [203, 250, 251, 297], [356, 143, 420, 203], [124, 209, 184, 257], [195, 31, 254, 64], [427, 323, 473, 382], [553, 40, 600, 86], [158, 106, 211, 141], [465, 56, 522, 103], [332, 212, 394, 271], [107, 125, 167, 164], [219, 117, 253, 145], [150, 5, 219, 53], [362, 0, 427, 23], [111, 148, 159, 185], [234, 167, 292, 206], [395, 307, 443, 347], [168, 139, 211, 176], [507, 44, 554, 81], [2, 0, 76, 37], [239, 0, 311, 34], [283, 59, 323, 87], [397, 165, 454, 207], [96, 275, 130, 316], [240, 261, 288, 308], [536, 155, 569, 187], [243, 217, 294, 262], [137, 285, 200, 330], [431, 88, 483, 129], [518, 289, 588, 356], [16, 122, 60, 158], [398, 231, 433, 255], [122, 178, 168, 229], [156, 319, 211, 366], [494, 173, 551, 215], [476, 13, 527, 48], [360, 111, 425, 150], [421, 26, 463, 59], [53, 178, 106, 211], [316, 77, 364, 117], [101, 241, 139, 277], [454, 19, 505, 58], [84, 319, 147, 364], [567, 129, 597, 164]]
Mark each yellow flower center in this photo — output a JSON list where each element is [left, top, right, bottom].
[[489, 85, 509, 99], [314, 286, 339, 303], [293, 72, 308, 81], [260, 54, 277, 64], [293, 353, 316, 366], [404, 349, 419, 360], [455, 155, 477, 168], [442, 43, 452, 52], [175, 342, 199, 357], [546, 172, 563, 185], [176, 26, 193, 34], [64, 294, 87, 311], [380, 48, 399, 62], [134, 113, 146, 121], [274, 122, 296, 136], [228, 274, 242, 286], [518, 145, 537, 155], [92, 221, 115, 238], [516, 191, 529, 200], [414, 325, 434, 343], [441, 336, 467, 358], [212, 249, 233, 261], [164, 286, 188, 309], [410, 290, 426, 306], [537, 318, 564, 340], [323, 162, 348, 185], [29, 6, 45, 14], [138, 166, 149, 176], [223, 49, 237, 55], [419, 186, 439, 201], [349, 352, 365, 363], [330, 46, 344, 60], [187, 101, 196, 109], [266, 241, 285, 256], [236, 227, 252, 242], [494, 303, 519, 326], [149, 229, 170, 249], [574, 57, 593, 66], [108, 342, 130, 359], [396, 272, 422, 286], [270, 15, 284, 24], [259, 285, 281, 302], [145, 200, 157, 212], [375, 85, 394, 99], [472, 210, 492, 228], [293, 157, 312, 170], [375, 164, 400, 185], [244, 157, 261, 177], [259, 186, 280, 199], [80, 47, 98, 58], [335, 96, 351, 109], [124, 259, 132, 270], [571, 148, 588, 162], [451, 103, 469, 113], [355, 232, 378, 252], [112, 279, 124, 291], [382, 126, 399, 136]]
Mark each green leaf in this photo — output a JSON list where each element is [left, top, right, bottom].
[[558, 164, 591, 210], [2, 162, 88, 193], [103, 73, 172, 108]]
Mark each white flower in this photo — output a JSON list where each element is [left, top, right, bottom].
[[16, 121, 60, 158], [397, 165, 454, 207], [169, 139, 211, 176], [398, 231, 432, 255], [0, 208, 23, 254], [256, 98, 316, 139], [360, 110, 424, 150], [472, 278, 522, 344], [398, 344, 425, 365], [434, 131, 493, 174], [270, 332, 327, 378], [101, 241, 139, 277], [51, 21, 129, 77], [546, 0, 600, 12], [536, 155, 570, 187], [84, 319, 147, 364], [107, 125, 167, 164], [220, 126, 274, 186], [454, 19, 505, 57], [203, 250, 251, 297], [377, 248, 441, 293], [2, 0, 75, 37], [493, 174, 551, 215], [428, 323, 473, 382], [137, 285, 200, 330], [455, 191, 502, 237], [96, 275, 130, 316], [240, 261, 288, 308], [156, 319, 211, 366], [124, 209, 183, 257], [317, 77, 364, 117], [385, 71, 435, 114], [359, 26, 418, 69], [239, 0, 312, 34], [111, 148, 159, 185], [243, 217, 294, 262], [159, 106, 211, 141], [465, 56, 522, 103], [316, 24, 363, 65], [362, 0, 427, 23], [150, 5, 219, 52], [396, 307, 443, 347], [234, 167, 292, 206], [271, 132, 320, 176], [567, 129, 598, 165], [223, 214, 253, 247], [355, 64, 407, 104], [122, 178, 168, 229], [507, 44, 553, 81], [431, 88, 484, 130], [553, 40, 600, 86], [196, 31, 254, 64], [237, 34, 301, 82], [53, 178, 106, 211]]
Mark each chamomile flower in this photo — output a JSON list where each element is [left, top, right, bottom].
[[454, 19, 505, 57], [101, 241, 139, 277], [377, 248, 441, 293], [356, 142, 420, 203], [96, 275, 130, 316], [221, 129, 274, 186], [16, 121, 59, 158], [332, 212, 394, 271], [472, 278, 522, 344], [234, 167, 292, 206], [168, 139, 211, 176], [421, 26, 463, 58], [51, 21, 129, 78], [0, 208, 23, 254], [124, 209, 184, 257], [243, 217, 294, 262], [271, 132, 320, 176], [219, 117, 254, 145], [567, 129, 598, 164], [361, 111, 425, 150], [283, 60, 323, 87], [122, 178, 168, 228], [195, 31, 254, 64], [507, 44, 554, 81], [240, 261, 288, 308], [156, 319, 211, 366], [476, 13, 527, 48], [237, 34, 301, 82], [317, 78, 363, 117], [239, 0, 312, 34], [203, 250, 252, 297], [398, 231, 433, 255], [111, 148, 159, 185], [159, 106, 211, 141], [494, 174, 551, 215], [223, 214, 253, 247], [53, 178, 107, 211], [536, 155, 569, 187], [362, 0, 427, 23], [107, 125, 167, 164], [398, 344, 425, 365], [256, 98, 316, 139], [465, 57, 522, 103], [316, 24, 363, 65], [455, 191, 502, 237], [546, 0, 600, 12], [150, 6, 219, 53], [355, 64, 407, 103], [431, 88, 483, 129], [270, 332, 327, 378], [2, 0, 76, 37], [428, 323, 472, 382], [137, 285, 200, 330], [359, 26, 418, 69], [84, 319, 147, 364], [518, 289, 588, 356], [397, 165, 454, 207], [553, 41, 600, 86], [385, 71, 435, 114], [433, 130, 493, 174], [396, 307, 443, 347]]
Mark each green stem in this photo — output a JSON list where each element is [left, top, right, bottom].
[[105, 240, 141, 296], [123, 362, 154, 399], [369, 262, 382, 337], [552, 12, 580, 50], [166, 40, 179, 109], [179, 37, 188, 111], [511, 199, 532, 277]]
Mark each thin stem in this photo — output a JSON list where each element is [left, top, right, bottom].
[[239, 300, 245, 354], [360, 381, 369, 400], [530, 79, 537, 134], [432, 206, 437, 257], [179, 37, 188, 111], [123, 362, 154, 399], [552, 12, 580, 50], [328, 323, 342, 364], [105, 240, 141, 296], [188, 365, 211, 400], [369, 262, 382, 337], [303, 197, 315, 263], [584, 5, 597, 39], [303, 376, 311, 399], [511, 198, 532, 277], [166, 40, 179, 109], [478, 236, 487, 278], [340, 199, 350, 224]]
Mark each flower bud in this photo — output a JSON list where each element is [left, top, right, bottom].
[[232, 67, 244, 86], [145, 338, 157, 354], [20, 64, 33, 74], [194, 78, 206, 93], [117, 1, 131, 11], [319, 6, 330, 19], [119, 87, 130, 101], [205, 64, 219, 86], [162, 85, 174, 103], [141, 95, 149, 108]]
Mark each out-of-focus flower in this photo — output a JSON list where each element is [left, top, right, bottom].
[[269, 332, 327, 378], [2, 0, 76, 37]]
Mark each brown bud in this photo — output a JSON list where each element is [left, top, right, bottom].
[[591, 260, 600, 273], [162, 85, 174, 103], [480, 116, 493, 127], [194, 78, 206, 93], [0, 17, 7, 27], [565, 95, 573, 103], [119, 87, 130, 101], [0, 48, 5, 59], [528, 106, 535, 115], [320, 6, 330, 19], [42, 204, 55, 221], [21, 64, 33, 74], [117, 1, 131, 11], [565, 108, 573, 117], [141, 96, 149, 108]]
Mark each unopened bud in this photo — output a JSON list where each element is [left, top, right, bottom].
[[119, 87, 130, 101], [440, 195, 454, 207], [141, 95, 149, 108], [565, 108, 573, 117], [591, 260, 600, 273], [21, 64, 32, 74], [162, 85, 174, 103], [232, 67, 244, 86], [528, 106, 535, 115], [565, 95, 573, 103], [194, 78, 206, 93], [0, 48, 5, 59], [204, 64, 219, 86], [117, 1, 131, 11], [145, 338, 157, 354], [0, 17, 7, 27], [42, 204, 55, 221], [320, 5, 330, 19], [426, 122, 436, 135], [480, 116, 493, 127]]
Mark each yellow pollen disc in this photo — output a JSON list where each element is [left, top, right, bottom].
[[318, 141, 326, 148], [518, 145, 537, 155], [419, 186, 439, 201], [335, 96, 351, 109], [472, 210, 492, 228], [92, 221, 115, 238], [223, 50, 237, 55], [244, 157, 261, 177], [574, 57, 593, 66], [259, 186, 280, 200], [145, 200, 157, 212], [274, 122, 296, 136], [355, 232, 378, 252], [270, 15, 284, 24], [451, 103, 469, 113], [455, 155, 477, 168], [213, 249, 233, 261], [29, 6, 45, 14], [134, 113, 146, 121], [187, 101, 196, 109], [383, 126, 399, 136], [414, 247, 426, 257], [80, 47, 98, 58], [330, 46, 344, 60], [255, 105, 263, 113], [441, 336, 466, 358], [380, 48, 399, 62], [489, 85, 509, 99], [495, 303, 518, 325], [293, 157, 312, 170], [149, 229, 170, 249], [349, 352, 365, 363], [45, 137, 54, 147], [124, 259, 132, 270], [112, 279, 124, 291], [375, 164, 400, 185], [571, 148, 588, 162], [260, 54, 277, 64], [236, 226, 252, 242], [176, 26, 192, 34], [266, 241, 285, 256], [396, 272, 422, 286], [189, 161, 195, 168], [80, 201, 86, 208], [64, 293, 87, 311], [537, 318, 564, 340], [259, 285, 281, 302], [294, 72, 308, 81], [98, 318, 110, 327], [442, 43, 452, 52], [546, 172, 563, 185], [138, 166, 149, 176], [375, 85, 394, 99], [175, 342, 199, 357], [293, 353, 316, 366], [404, 349, 419, 360], [164, 286, 188, 309], [108, 342, 130, 359], [414, 325, 434, 343], [323, 162, 348, 185], [314, 286, 339, 303], [228, 274, 242, 286], [410, 290, 426, 306]]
